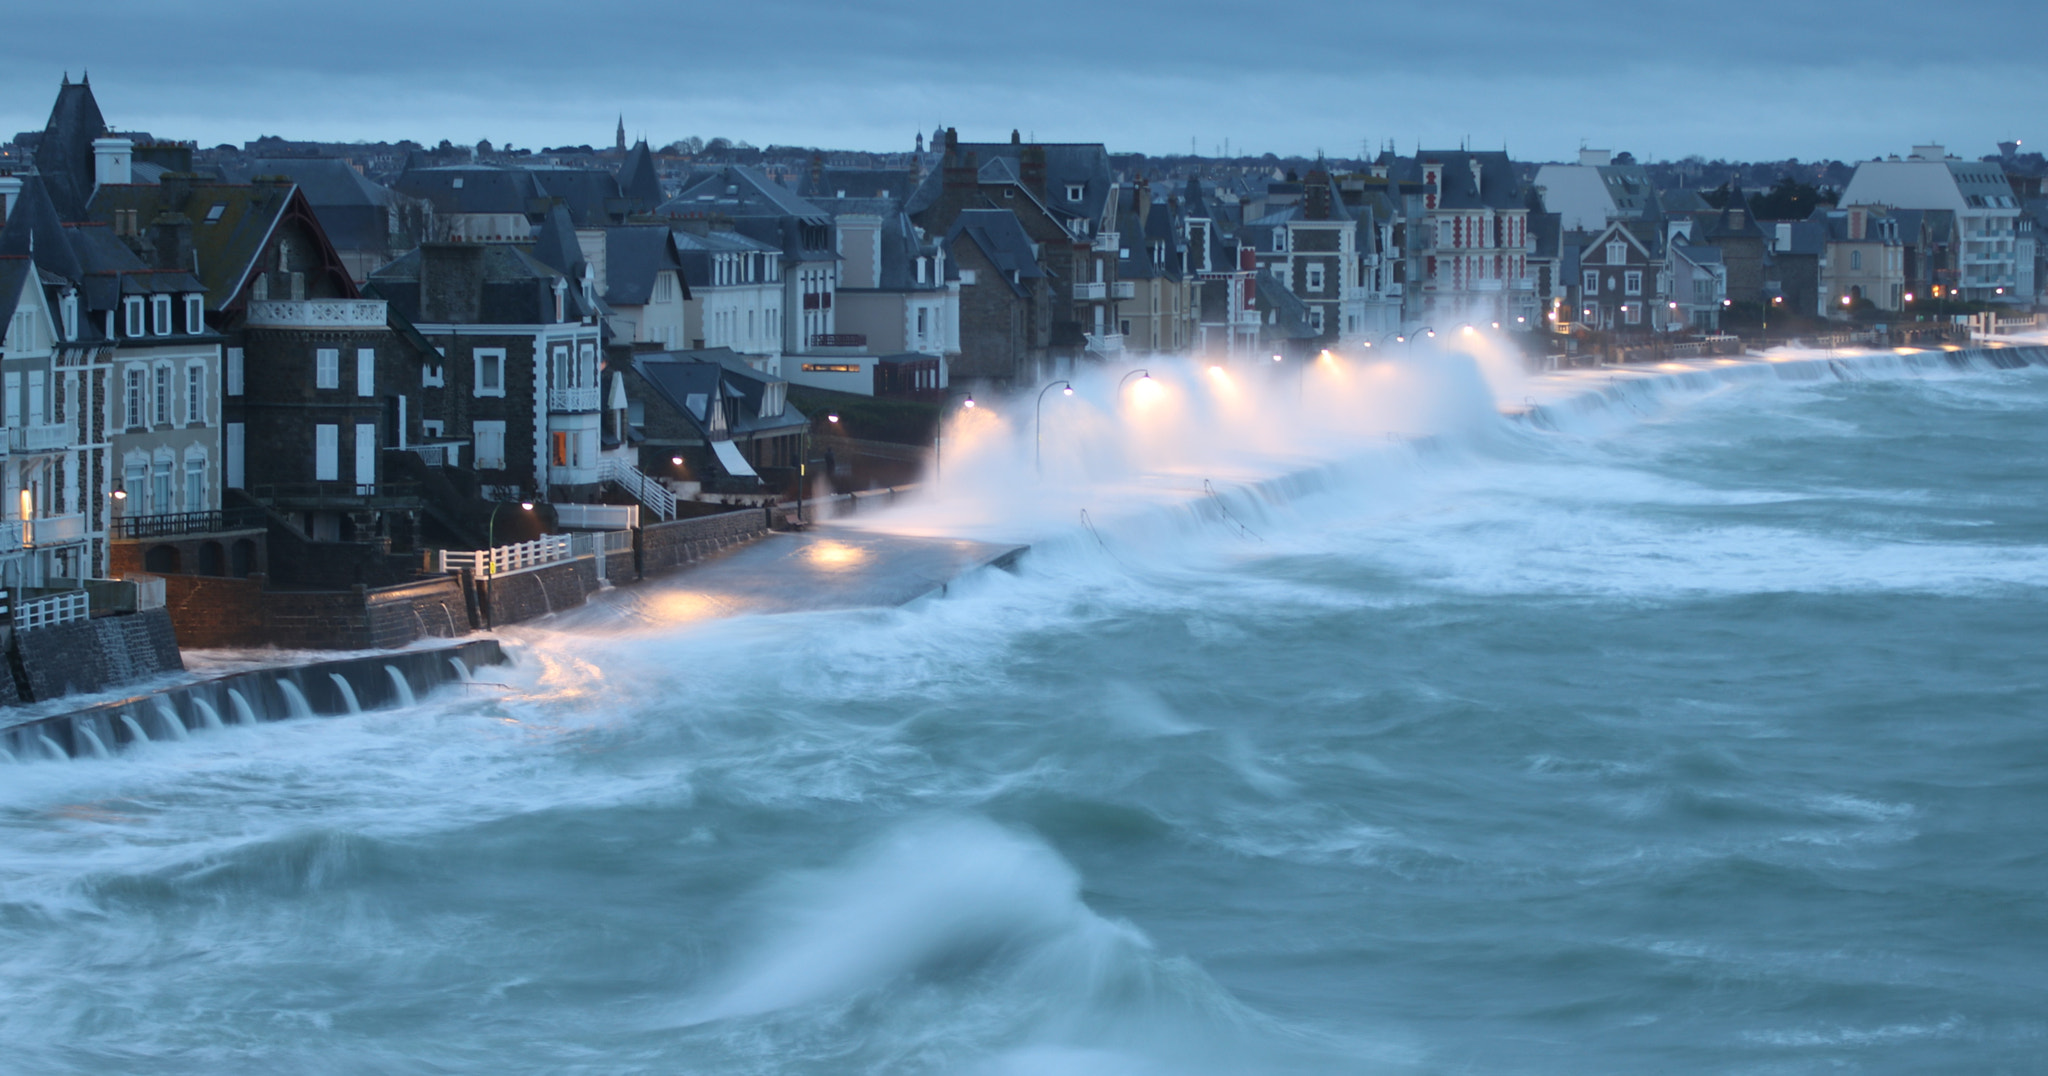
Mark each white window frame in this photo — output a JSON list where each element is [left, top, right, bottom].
[[314, 424, 339, 481], [1624, 270, 1643, 296], [183, 453, 207, 511], [356, 347, 375, 397], [1607, 240, 1627, 265], [474, 348, 507, 397], [185, 362, 205, 425], [151, 295, 172, 336], [1583, 269, 1600, 295], [3, 372, 18, 428], [184, 294, 204, 334], [124, 297, 145, 338], [153, 363, 172, 426], [473, 419, 507, 470], [316, 347, 339, 389], [124, 367, 146, 429], [1066, 183, 1084, 202], [1306, 264, 1326, 292]]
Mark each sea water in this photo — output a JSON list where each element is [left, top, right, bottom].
[[1, 357, 2044, 1073]]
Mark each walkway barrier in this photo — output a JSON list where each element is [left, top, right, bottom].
[[14, 590, 90, 632], [438, 534, 572, 576]]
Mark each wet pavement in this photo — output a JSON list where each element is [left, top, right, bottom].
[[541, 526, 1027, 631]]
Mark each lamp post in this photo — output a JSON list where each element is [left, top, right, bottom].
[[485, 500, 534, 576], [933, 392, 975, 486], [1034, 379, 1073, 476], [1410, 326, 1436, 356], [1117, 368, 1152, 397], [797, 412, 841, 524]]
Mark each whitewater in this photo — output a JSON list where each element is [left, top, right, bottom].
[[2, 339, 2045, 1074]]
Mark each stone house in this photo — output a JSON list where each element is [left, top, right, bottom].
[[941, 209, 1051, 390]]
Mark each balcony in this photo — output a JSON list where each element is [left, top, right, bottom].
[[406, 441, 467, 467], [243, 299, 388, 330], [10, 423, 71, 453], [808, 333, 867, 348], [111, 508, 265, 540], [1084, 332, 1126, 355], [24, 513, 86, 547], [548, 386, 601, 412], [1074, 282, 1108, 301], [1112, 281, 1136, 299], [0, 520, 20, 553]]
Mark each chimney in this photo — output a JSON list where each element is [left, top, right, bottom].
[[1304, 171, 1332, 220], [159, 172, 196, 209], [420, 242, 486, 324], [1011, 129, 1021, 145], [1849, 207, 1866, 241], [1469, 158, 1483, 197], [1021, 144, 1048, 197], [1578, 148, 1613, 167], [94, 136, 133, 189], [1910, 144, 1946, 161], [150, 211, 194, 272]]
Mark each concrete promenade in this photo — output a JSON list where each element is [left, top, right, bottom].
[[537, 526, 1026, 631]]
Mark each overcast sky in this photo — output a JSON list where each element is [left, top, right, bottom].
[[6, 1, 2043, 163]]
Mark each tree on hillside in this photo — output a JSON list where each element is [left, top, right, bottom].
[[1752, 173, 1835, 220]]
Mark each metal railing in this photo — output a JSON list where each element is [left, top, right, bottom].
[[568, 530, 633, 558], [1074, 282, 1108, 300], [248, 481, 423, 507], [600, 458, 676, 521], [808, 333, 866, 348], [14, 590, 89, 632], [438, 534, 572, 576], [407, 441, 466, 467], [111, 508, 265, 539], [552, 503, 639, 530], [548, 386, 601, 412]]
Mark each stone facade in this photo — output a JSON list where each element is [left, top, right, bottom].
[[639, 507, 770, 576], [479, 557, 597, 626], [11, 608, 183, 701], [158, 573, 469, 650]]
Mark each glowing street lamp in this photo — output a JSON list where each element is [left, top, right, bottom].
[[485, 499, 535, 574], [1034, 380, 1073, 476], [933, 392, 975, 485], [1117, 368, 1152, 397]]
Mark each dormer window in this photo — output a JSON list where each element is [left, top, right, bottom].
[[916, 257, 927, 284], [125, 297, 145, 337], [1066, 184, 1084, 202], [553, 278, 567, 322], [61, 292, 78, 340], [151, 295, 172, 335], [184, 294, 204, 334], [1274, 230, 1288, 253]]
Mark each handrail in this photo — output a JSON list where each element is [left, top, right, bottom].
[[600, 458, 676, 521], [438, 534, 573, 576]]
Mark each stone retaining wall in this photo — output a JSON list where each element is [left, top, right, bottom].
[[158, 574, 470, 651], [639, 507, 770, 576], [11, 608, 184, 701], [480, 557, 598, 627]]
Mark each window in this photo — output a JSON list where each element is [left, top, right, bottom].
[[185, 294, 204, 334], [152, 456, 173, 513], [1624, 270, 1642, 295], [151, 295, 172, 336], [1066, 184, 1085, 202], [916, 257, 927, 284], [801, 363, 861, 373], [185, 363, 205, 424], [420, 419, 445, 438], [1624, 304, 1641, 325], [125, 367, 146, 428], [184, 457, 206, 511], [1851, 250, 1863, 271], [125, 297, 144, 337], [123, 459, 148, 510], [474, 348, 506, 397], [473, 420, 507, 470], [1273, 230, 1288, 253], [356, 348, 375, 397], [1583, 269, 1600, 295], [1607, 240, 1627, 265], [314, 424, 339, 480], [316, 347, 339, 389], [153, 364, 171, 425], [27, 371, 43, 425], [221, 347, 243, 396], [354, 423, 376, 492], [204, 203, 226, 224], [3, 373, 18, 427], [61, 293, 77, 340], [1308, 307, 1324, 333], [226, 423, 244, 488], [1306, 264, 1326, 292]]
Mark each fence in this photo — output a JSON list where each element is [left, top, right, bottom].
[[111, 508, 265, 539], [437, 534, 573, 576], [600, 458, 676, 520], [14, 589, 90, 632], [553, 503, 639, 530]]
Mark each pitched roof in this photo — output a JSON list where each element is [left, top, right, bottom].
[[88, 178, 341, 308], [600, 225, 685, 306], [617, 140, 664, 207], [367, 242, 584, 325], [945, 209, 1044, 296], [32, 77, 109, 222], [392, 165, 549, 217]]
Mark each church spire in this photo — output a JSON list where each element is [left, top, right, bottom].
[[616, 115, 626, 153]]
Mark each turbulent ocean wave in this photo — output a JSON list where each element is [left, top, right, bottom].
[[3, 346, 2046, 1073]]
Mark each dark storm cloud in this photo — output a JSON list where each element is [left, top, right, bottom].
[[5, 0, 2043, 161]]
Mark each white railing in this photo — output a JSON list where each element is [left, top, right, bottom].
[[0, 520, 21, 553], [553, 503, 639, 530], [1111, 280, 1135, 299], [1074, 282, 1109, 300], [244, 299, 388, 329], [549, 386, 601, 412], [1084, 332, 1126, 354], [408, 441, 465, 467], [10, 424, 72, 452], [600, 459, 676, 521], [437, 534, 573, 576], [15, 589, 89, 632]]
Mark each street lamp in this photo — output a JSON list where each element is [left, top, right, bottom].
[[933, 392, 975, 485], [486, 500, 534, 574], [797, 411, 841, 524], [1034, 379, 1073, 476]]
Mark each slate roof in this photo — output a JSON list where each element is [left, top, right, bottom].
[[367, 242, 588, 326], [392, 166, 549, 217], [0, 174, 207, 341], [945, 209, 1045, 297], [1389, 150, 1525, 211], [1254, 273, 1318, 339], [631, 350, 806, 450], [904, 139, 1115, 223], [601, 225, 686, 306], [32, 77, 109, 222], [0, 256, 35, 333], [617, 140, 664, 207], [796, 168, 920, 201], [88, 179, 336, 308], [663, 166, 831, 223]]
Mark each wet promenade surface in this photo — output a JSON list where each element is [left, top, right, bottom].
[[543, 526, 1027, 631]]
